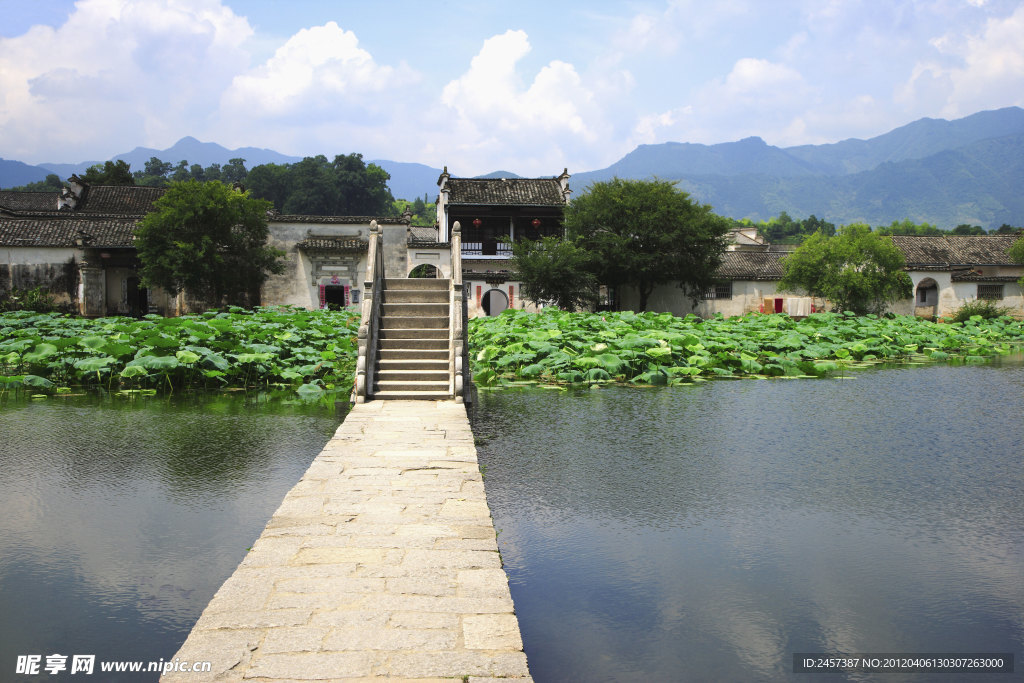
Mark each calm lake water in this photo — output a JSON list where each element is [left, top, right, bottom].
[[0, 392, 341, 682], [469, 360, 1024, 682]]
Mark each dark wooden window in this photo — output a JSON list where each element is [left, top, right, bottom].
[[702, 282, 733, 300], [977, 284, 1004, 300]]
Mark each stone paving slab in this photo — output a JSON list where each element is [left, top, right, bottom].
[[162, 401, 531, 682]]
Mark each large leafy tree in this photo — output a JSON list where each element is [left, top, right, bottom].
[[557, 178, 732, 311], [778, 223, 912, 314], [135, 180, 284, 308], [1009, 235, 1024, 288], [82, 160, 134, 186], [247, 153, 394, 216], [510, 236, 599, 310]]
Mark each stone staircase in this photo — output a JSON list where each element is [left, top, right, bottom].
[[373, 278, 452, 400]]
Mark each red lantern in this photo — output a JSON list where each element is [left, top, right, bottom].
[[473, 218, 482, 228], [531, 218, 541, 228]]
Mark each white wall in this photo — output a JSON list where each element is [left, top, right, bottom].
[[618, 280, 788, 317]]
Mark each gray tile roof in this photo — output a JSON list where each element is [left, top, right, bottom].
[[295, 237, 367, 252], [271, 214, 407, 224], [714, 250, 787, 280], [0, 217, 138, 248], [76, 186, 166, 215], [891, 235, 1020, 267], [408, 226, 440, 245], [950, 271, 1020, 282], [0, 191, 60, 215], [447, 177, 565, 206]]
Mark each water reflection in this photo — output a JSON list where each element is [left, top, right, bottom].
[[471, 362, 1024, 682], [0, 393, 339, 682]]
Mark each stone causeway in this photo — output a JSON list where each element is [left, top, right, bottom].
[[162, 400, 532, 682]]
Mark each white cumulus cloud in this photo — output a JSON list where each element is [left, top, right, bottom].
[[220, 22, 414, 121], [899, 4, 1024, 118], [0, 0, 252, 163], [437, 30, 609, 176]]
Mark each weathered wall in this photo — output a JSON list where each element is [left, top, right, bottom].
[[0, 247, 79, 306], [264, 220, 371, 309], [904, 270, 1024, 318], [380, 224, 409, 281], [618, 280, 786, 317], [408, 248, 452, 279]]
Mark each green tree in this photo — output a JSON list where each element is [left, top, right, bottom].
[[248, 153, 394, 216], [81, 160, 134, 185], [993, 223, 1023, 235], [510, 236, 598, 310], [222, 158, 248, 185], [560, 178, 732, 311], [135, 180, 284, 308], [952, 223, 986, 235], [875, 219, 944, 236], [778, 223, 913, 315], [246, 163, 293, 211], [1009, 235, 1024, 288], [10, 173, 64, 191]]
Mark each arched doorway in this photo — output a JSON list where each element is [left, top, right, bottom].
[[915, 277, 938, 306], [482, 288, 508, 316], [409, 264, 439, 278], [914, 277, 938, 318]]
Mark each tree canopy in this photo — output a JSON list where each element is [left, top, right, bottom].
[[554, 178, 732, 311], [1009, 234, 1024, 288], [135, 180, 284, 308], [246, 153, 394, 216], [510, 236, 599, 310], [751, 211, 836, 243], [778, 223, 912, 315], [81, 160, 134, 186]]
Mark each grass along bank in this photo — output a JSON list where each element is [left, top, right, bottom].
[[0, 307, 359, 401], [468, 309, 1024, 387]]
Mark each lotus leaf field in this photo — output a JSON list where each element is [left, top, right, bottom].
[[4, 307, 1023, 399], [468, 309, 1024, 387], [0, 307, 360, 400]]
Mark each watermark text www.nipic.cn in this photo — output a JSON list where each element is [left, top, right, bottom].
[[16, 654, 213, 676]]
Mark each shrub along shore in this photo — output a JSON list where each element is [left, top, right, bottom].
[[468, 309, 1024, 387], [3, 307, 1023, 400]]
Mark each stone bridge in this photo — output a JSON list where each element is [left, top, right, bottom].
[[162, 228, 531, 682]]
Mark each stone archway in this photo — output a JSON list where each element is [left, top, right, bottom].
[[409, 263, 439, 278], [482, 288, 508, 316], [915, 277, 938, 305], [914, 277, 938, 317]]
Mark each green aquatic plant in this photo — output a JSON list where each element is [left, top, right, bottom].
[[467, 309, 1024, 387], [0, 307, 360, 400]]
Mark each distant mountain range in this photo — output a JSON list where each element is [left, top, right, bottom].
[[3, 107, 1023, 228]]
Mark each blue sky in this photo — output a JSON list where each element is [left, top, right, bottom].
[[1, 0, 1022, 176]]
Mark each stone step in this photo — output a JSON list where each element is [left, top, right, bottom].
[[381, 289, 449, 304], [373, 389, 452, 400], [379, 337, 449, 351], [378, 348, 449, 360], [374, 379, 451, 393], [382, 302, 449, 317], [375, 369, 450, 383], [379, 315, 449, 330], [378, 327, 449, 340], [385, 278, 449, 291], [378, 358, 450, 372]]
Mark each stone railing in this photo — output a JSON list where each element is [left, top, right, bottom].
[[450, 221, 468, 403], [353, 221, 384, 403]]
